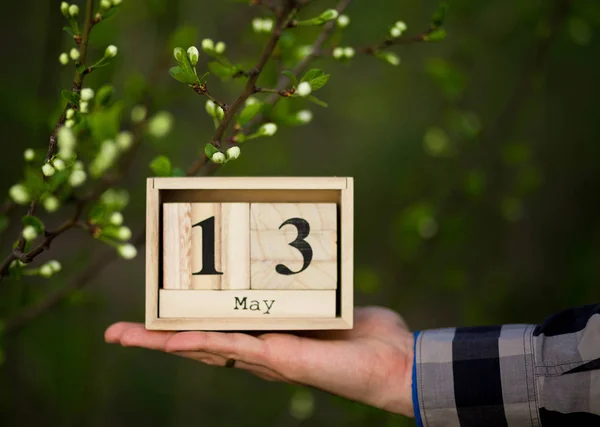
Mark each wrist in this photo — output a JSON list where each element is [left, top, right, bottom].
[[379, 329, 415, 417]]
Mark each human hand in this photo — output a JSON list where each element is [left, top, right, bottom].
[[105, 306, 415, 417]]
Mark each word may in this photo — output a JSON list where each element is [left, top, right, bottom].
[[234, 297, 275, 315]]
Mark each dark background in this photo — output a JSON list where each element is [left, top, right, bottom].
[[1, 0, 599, 426]]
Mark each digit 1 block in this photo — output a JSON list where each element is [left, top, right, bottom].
[[162, 203, 250, 290], [250, 203, 337, 290]]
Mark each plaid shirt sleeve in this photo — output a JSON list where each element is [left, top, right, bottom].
[[412, 304, 600, 427]]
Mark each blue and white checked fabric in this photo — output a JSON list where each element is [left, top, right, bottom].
[[412, 304, 600, 426]]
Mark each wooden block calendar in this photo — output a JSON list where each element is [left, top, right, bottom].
[[145, 177, 353, 331]]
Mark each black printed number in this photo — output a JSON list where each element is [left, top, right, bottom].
[[192, 216, 223, 276], [276, 218, 313, 275]]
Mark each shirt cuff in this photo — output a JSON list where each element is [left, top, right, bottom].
[[413, 324, 538, 427]]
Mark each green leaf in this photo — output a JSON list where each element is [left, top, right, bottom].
[[62, 26, 75, 36], [23, 167, 45, 198], [61, 90, 79, 105], [204, 143, 220, 159], [96, 85, 114, 107], [306, 95, 328, 108], [207, 61, 236, 80], [149, 156, 172, 177], [76, 64, 87, 74], [100, 7, 118, 21], [176, 48, 196, 77], [22, 216, 45, 234], [169, 66, 198, 84], [431, 2, 448, 28], [88, 101, 124, 141], [171, 167, 186, 177], [282, 70, 298, 86], [0, 215, 8, 234], [237, 102, 263, 125], [425, 28, 447, 41], [88, 203, 108, 224], [300, 69, 330, 91], [301, 69, 323, 84]]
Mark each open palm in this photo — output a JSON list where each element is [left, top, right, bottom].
[[105, 306, 414, 417]]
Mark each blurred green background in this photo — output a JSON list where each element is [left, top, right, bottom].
[[1, 0, 600, 425]]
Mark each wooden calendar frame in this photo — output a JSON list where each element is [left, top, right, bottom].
[[145, 177, 354, 331]]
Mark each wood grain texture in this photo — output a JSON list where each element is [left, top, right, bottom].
[[153, 177, 348, 190], [250, 203, 337, 290], [162, 203, 250, 290], [145, 179, 159, 327], [163, 203, 193, 289], [159, 290, 336, 318], [340, 178, 354, 327]]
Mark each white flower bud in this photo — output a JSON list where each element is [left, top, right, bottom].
[[296, 110, 313, 124], [173, 47, 184, 62], [110, 212, 124, 226], [101, 0, 112, 10], [60, 2, 69, 17], [69, 48, 80, 61], [296, 45, 313, 59], [252, 18, 263, 33], [343, 47, 355, 58], [105, 45, 118, 58], [118, 243, 137, 260], [65, 119, 75, 128], [79, 101, 89, 114], [42, 163, 56, 177], [211, 152, 226, 164], [40, 264, 54, 278], [69, 4, 79, 17], [58, 127, 76, 159], [262, 18, 274, 32], [337, 14, 350, 28], [260, 123, 278, 136], [226, 146, 241, 160], [23, 149, 35, 161], [53, 158, 66, 171], [22, 225, 38, 242], [319, 9, 339, 22], [80, 88, 94, 101], [333, 47, 344, 59], [148, 111, 174, 138], [43, 196, 60, 213], [383, 52, 400, 66], [59, 53, 69, 65], [205, 100, 216, 117], [48, 260, 62, 272], [215, 41, 226, 54], [111, 0, 122, 5], [390, 27, 402, 38], [296, 81, 312, 97], [73, 160, 84, 170], [131, 105, 147, 123], [216, 106, 225, 121], [245, 96, 259, 106], [187, 46, 199, 65], [69, 169, 87, 187], [116, 131, 133, 150], [395, 21, 407, 32], [9, 184, 30, 205], [117, 226, 132, 241], [201, 38, 214, 52], [66, 108, 75, 119]]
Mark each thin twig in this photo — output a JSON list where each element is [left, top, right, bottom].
[[191, 83, 229, 110]]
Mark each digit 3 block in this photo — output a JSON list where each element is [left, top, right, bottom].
[[146, 177, 353, 331]]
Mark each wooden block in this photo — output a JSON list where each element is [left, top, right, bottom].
[[250, 203, 337, 289], [163, 203, 250, 290], [159, 290, 336, 318]]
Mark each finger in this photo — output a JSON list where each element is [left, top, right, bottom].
[[173, 351, 228, 366], [119, 324, 176, 350], [164, 331, 268, 365], [105, 322, 142, 343]]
